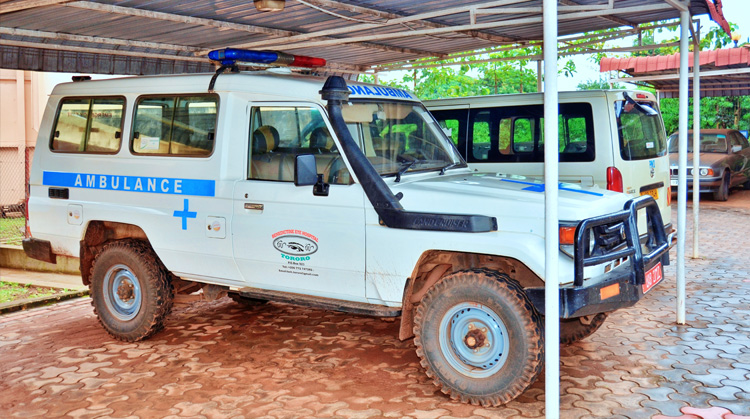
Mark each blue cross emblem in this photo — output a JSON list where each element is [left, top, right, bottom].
[[173, 198, 197, 230]]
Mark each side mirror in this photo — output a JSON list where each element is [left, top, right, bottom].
[[294, 154, 329, 196], [731, 145, 742, 153], [294, 154, 318, 186]]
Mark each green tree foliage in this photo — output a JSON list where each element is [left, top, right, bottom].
[[660, 96, 750, 135], [358, 47, 576, 100]]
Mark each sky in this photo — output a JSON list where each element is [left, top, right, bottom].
[[43, 0, 750, 95]]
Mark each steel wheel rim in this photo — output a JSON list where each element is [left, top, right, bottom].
[[438, 302, 510, 378], [102, 264, 142, 321]]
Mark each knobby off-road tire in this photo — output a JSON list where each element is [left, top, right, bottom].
[[413, 269, 544, 406], [559, 312, 609, 345], [90, 239, 174, 342]]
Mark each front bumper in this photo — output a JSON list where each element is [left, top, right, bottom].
[[670, 175, 722, 192], [525, 195, 669, 318]]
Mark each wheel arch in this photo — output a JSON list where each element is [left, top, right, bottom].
[[398, 250, 543, 341], [80, 220, 149, 285]]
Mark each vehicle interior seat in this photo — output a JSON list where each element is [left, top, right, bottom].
[[250, 125, 294, 181]]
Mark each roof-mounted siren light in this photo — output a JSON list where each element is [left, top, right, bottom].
[[208, 48, 326, 68]]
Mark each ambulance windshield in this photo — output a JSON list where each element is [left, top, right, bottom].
[[341, 101, 466, 177]]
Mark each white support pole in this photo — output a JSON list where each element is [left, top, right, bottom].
[[537, 60, 543, 92], [542, 0, 560, 416], [692, 23, 701, 259], [676, 9, 690, 325]]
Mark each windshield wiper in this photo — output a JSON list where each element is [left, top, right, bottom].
[[440, 162, 460, 175], [395, 159, 425, 182]]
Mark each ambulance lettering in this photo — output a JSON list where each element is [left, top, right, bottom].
[[42, 171, 215, 197]]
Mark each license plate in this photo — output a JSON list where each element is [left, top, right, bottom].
[[640, 188, 659, 200], [643, 262, 663, 294], [670, 179, 678, 186]]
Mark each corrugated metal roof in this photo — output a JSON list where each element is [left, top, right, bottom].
[[0, 0, 728, 76], [601, 47, 750, 99]]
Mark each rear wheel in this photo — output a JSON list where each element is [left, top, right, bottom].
[[413, 269, 544, 406], [90, 239, 173, 342], [713, 172, 730, 201], [559, 313, 609, 345]]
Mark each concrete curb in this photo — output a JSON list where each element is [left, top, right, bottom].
[[0, 244, 80, 275], [0, 290, 89, 315]]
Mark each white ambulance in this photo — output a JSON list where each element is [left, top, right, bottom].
[[425, 90, 673, 242], [24, 49, 668, 407]]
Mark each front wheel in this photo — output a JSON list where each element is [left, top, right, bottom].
[[413, 269, 544, 406], [559, 313, 609, 345], [90, 239, 173, 342], [713, 172, 730, 201]]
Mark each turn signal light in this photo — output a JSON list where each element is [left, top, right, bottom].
[[559, 226, 576, 245]]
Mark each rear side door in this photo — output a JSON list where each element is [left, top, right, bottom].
[[231, 102, 368, 302]]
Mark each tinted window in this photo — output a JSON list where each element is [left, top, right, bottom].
[[51, 98, 124, 153], [615, 100, 667, 160], [132, 95, 217, 156], [464, 103, 595, 163]]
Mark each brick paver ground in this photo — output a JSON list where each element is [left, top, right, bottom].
[[1, 204, 749, 418]]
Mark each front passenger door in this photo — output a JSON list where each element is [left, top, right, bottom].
[[231, 103, 368, 302]]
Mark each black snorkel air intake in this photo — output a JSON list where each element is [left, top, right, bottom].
[[320, 76, 497, 233]]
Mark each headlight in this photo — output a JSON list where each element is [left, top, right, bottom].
[[689, 167, 713, 177], [559, 223, 595, 258]]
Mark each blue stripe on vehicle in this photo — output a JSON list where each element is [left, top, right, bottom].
[[42, 171, 216, 197], [499, 178, 604, 196]]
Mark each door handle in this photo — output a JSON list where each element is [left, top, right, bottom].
[[244, 203, 264, 211]]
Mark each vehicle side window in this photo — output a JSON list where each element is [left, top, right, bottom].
[[132, 95, 217, 156], [471, 111, 491, 161], [466, 103, 594, 163], [512, 118, 534, 153], [248, 106, 350, 184], [430, 108, 468, 158], [51, 97, 124, 153]]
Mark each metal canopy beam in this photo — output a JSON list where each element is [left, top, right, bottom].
[[263, 3, 674, 52], [64, 1, 444, 58], [296, 0, 512, 44], [559, 0, 636, 28], [0, 27, 203, 54], [224, 0, 529, 51], [0, 0, 72, 14]]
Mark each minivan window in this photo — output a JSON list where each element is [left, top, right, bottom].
[[615, 100, 667, 160], [51, 97, 124, 153], [435, 102, 595, 163], [132, 95, 217, 156]]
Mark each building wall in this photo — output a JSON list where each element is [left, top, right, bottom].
[[0, 70, 44, 206]]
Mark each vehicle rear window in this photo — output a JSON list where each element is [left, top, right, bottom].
[[51, 97, 125, 153], [132, 95, 217, 156], [615, 100, 667, 160]]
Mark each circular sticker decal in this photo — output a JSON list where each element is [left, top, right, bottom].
[[273, 235, 318, 256]]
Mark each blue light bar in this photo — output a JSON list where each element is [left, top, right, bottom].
[[208, 48, 326, 68]]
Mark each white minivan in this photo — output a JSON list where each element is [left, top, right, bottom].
[[425, 90, 673, 237]]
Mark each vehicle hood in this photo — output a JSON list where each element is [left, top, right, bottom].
[[390, 172, 631, 226], [669, 152, 727, 167]]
